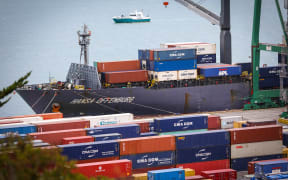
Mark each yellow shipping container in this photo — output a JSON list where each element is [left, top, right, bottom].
[[184, 168, 195, 177], [283, 148, 288, 158], [132, 173, 147, 180], [278, 118, 288, 125], [233, 121, 247, 128]]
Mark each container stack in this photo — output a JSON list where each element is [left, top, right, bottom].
[[197, 63, 242, 79], [138, 48, 197, 83], [160, 42, 217, 64], [175, 130, 231, 175], [229, 125, 283, 171]]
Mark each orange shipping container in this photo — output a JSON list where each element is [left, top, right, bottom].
[[118, 135, 175, 155], [0, 112, 63, 120], [29, 129, 86, 145], [32, 120, 90, 132], [97, 60, 140, 73], [105, 70, 148, 84]]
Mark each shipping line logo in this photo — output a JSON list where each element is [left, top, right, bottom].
[[173, 120, 193, 129], [82, 146, 99, 158], [219, 68, 228, 76], [70, 97, 135, 104], [137, 155, 159, 166], [195, 149, 212, 160]]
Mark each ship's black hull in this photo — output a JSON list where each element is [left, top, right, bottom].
[[17, 82, 250, 117]]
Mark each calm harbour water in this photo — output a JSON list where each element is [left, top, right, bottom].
[[0, 0, 285, 117]]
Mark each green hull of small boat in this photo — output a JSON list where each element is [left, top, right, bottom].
[[113, 18, 150, 23]]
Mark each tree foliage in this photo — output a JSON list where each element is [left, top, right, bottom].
[[0, 134, 90, 180], [0, 71, 31, 107]]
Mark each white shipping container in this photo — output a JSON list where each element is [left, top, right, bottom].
[[148, 71, 154, 79], [178, 69, 197, 80], [141, 60, 147, 70], [231, 140, 283, 159], [153, 71, 178, 82], [220, 116, 243, 129], [0, 116, 43, 123], [83, 113, 134, 127], [160, 42, 216, 55]]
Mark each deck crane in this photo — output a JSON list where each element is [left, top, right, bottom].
[[174, 0, 232, 65]]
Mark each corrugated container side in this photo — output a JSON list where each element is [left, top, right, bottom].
[[0, 124, 37, 134], [231, 140, 283, 159], [93, 133, 121, 141], [176, 159, 230, 175], [58, 140, 119, 160], [29, 129, 86, 145], [184, 175, 206, 180], [220, 116, 242, 129], [86, 124, 140, 138], [118, 135, 175, 155], [72, 159, 132, 178], [104, 70, 148, 84], [248, 157, 288, 174], [255, 160, 288, 178], [162, 43, 216, 55], [149, 59, 197, 72], [84, 113, 133, 127], [154, 115, 208, 133], [76, 156, 119, 164], [208, 115, 221, 130], [97, 60, 140, 73], [103, 119, 152, 133], [175, 130, 230, 149], [120, 151, 175, 169], [176, 145, 230, 164], [229, 125, 282, 144], [152, 71, 178, 81], [198, 65, 241, 77], [0, 112, 63, 120], [201, 169, 237, 180], [32, 120, 90, 132], [177, 69, 197, 80], [132, 165, 175, 174], [61, 136, 94, 144], [0, 117, 43, 123], [140, 132, 158, 137], [197, 54, 216, 64], [0, 120, 22, 125], [153, 48, 196, 61], [246, 120, 276, 127], [158, 129, 207, 136], [147, 168, 185, 180]]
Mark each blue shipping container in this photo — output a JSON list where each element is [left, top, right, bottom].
[[267, 174, 288, 180], [197, 54, 216, 64], [255, 160, 288, 178], [175, 130, 230, 149], [176, 145, 230, 164], [140, 132, 158, 137], [58, 140, 119, 161], [148, 168, 185, 180], [259, 66, 287, 77], [85, 124, 140, 138], [149, 59, 197, 72], [283, 131, 288, 147], [259, 76, 288, 89], [153, 48, 196, 61], [0, 124, 36, 134], [235, 62, 252, 74], [231, 154, 283, 171], [120, 151, 175, 169], [154, 115, 208, 133], [93, 133, 122, 141], [198, 64, 241, 77], [278, 53, 287, 64]]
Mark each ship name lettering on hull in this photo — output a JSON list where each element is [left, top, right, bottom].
[[70, 97, 135, 104]]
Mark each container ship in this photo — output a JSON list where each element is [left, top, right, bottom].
[[16, 25, 287, 117]]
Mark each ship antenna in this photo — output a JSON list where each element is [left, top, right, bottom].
[[77, 24, 91, 66]]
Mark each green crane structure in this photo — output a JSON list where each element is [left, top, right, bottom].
[[244, 0, 288, 110]]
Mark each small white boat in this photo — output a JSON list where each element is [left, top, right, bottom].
[[112, 10, 151, 23]]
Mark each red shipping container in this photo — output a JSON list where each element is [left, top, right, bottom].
[[229, 125, 282, 144], [176, 159, 230, 175], [0, 120, 22, 125], [32, 119, 90, 132], [105, 70, 148, 84], [149, 50, 154, 61], [132, 165, 175, 174], [118, 135, 175, 155], [208, 115, 221, 130], [201, 169, 237, 180], [61, 136, 94, 144], [0, 112, 63, 120], [76, 156, 120, 164], [29, 129, 86, 145], [97, 60, 140, 73], [246, 120, 276, 127], [72, 159, 132, 178], [185, 175, 206, 180], [247, 158, 288, 174]]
